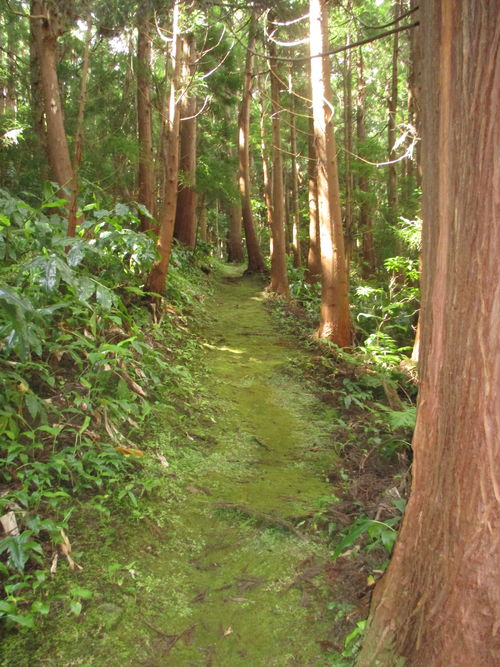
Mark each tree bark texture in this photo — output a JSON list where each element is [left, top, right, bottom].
[[227, 200, 244, 262], [267, 29, 289, 297], [356, 50, 376, 278], [289, 85, 301, 269], [343, 25, 354, 268], [136, 3, 156, 229], [174, 32, 197, 248], [309, 0, 351, 345], [238, 13, 266, 274], [258, 81, 273, 235], [387, 0, 400, 225], [31, 1, 75, 234], [69, 20, 92, 234], [306, 114, 321, 282], [145, 2, 181, 295], [358, 2, 500, 664]]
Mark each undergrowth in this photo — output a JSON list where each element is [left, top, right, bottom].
[[268, 261, 419, 663], [0, 186, 213, 630]]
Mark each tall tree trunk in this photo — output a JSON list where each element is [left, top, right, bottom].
[[267, 24, 289, 297], [356, 50, 376, 278], [29, 13, 47, 179], [69, 20, 92, 233], [5, 17, 16, 115], [137, 3, 155, 229], [289, 78, 301, 269], [31, 1, 75, 234], [145, 1, 181, 294], [238, 12, 266, 274], [197, 195, 207, 243], [408, 0, 422, 191], [359, 2, 499, 664], [174, 32, 197, 248], [387, 1, 400, 225], [227, 199, 244, 262], [343, 25, 354, 269], [258, 80, 273, 235], [309, 0, 351, 345], [306, 114, 321, 282]]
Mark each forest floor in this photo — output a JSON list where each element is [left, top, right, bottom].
[[2, 266, 373, 666]]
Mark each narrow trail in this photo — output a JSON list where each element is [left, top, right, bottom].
[[143, 267, 338, 665], [21, 268, 342, 667]]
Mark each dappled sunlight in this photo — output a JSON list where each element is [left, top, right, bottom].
[[202, 342, 244, 354]]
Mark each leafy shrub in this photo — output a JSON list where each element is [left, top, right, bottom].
[[0, 189, 207, 628]]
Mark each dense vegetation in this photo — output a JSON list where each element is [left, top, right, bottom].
[[1, 0, 497, 664]]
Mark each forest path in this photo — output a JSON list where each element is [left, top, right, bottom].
[[138, 266, 339, 665], [22, 267, 340, 667]]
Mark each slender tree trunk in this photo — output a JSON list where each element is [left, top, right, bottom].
[[29, 13, 47, 179], [359, 2, 500, 664], [197, 195, 207, 243], [408, 0, 422, 191], [258, 81, 273, 235], [238, 12, 266, 274], [227, 200, 244, 262], [267, 23, 289, 297], [5, 18, 16, 115], [309, 0, 351, 345], [306, 114, 321, 282], [343, 25, 354, 269], [69, 20, 92, 234], [387, 1, 400, 225], [174, 32, 197, 248], [289, 79, 301, 269], [145, 1, 181, 294], [137, 3, 155, 230], [31, 1, 75, 234], [356, 50, 376, 278]]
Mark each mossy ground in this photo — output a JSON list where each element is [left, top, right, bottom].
[[1, 266, 345, 666]]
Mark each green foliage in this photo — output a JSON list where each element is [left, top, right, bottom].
[[0, 189, 208, 628]]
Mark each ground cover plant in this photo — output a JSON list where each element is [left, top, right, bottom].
[[0, 188, 211, 629]]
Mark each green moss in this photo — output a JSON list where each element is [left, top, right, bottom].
[[1, 269, 340, 667]]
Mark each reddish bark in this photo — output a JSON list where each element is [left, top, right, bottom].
[[359, 2, 500, 664], [267, 27, 289, 297], [174, 33, 197, 248], [238, 13, 266, 274], [137, 4, 156, 230], [145, 2, 181, 295], [31, 1, 76, 235], [309, 0, 351, 345]]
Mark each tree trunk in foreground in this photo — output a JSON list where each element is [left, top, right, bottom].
[[137, 4, 156, 229], [267, 30, 289, 297], [238, 13, 266, 274], [358, 2, 500, 664], [309, 0, 351, 345], [145, 2, 181, 295], [174, 32, 197, 248], [31, 1, 75, 235]]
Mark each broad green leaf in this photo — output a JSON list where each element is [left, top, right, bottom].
[[69, 600, 82, 615], [95, 284, 113, 310], [70, 587, 92, 599], [32, 600, 50, 615], [67, 245, 85, 267], [7, 613, 35, 628]]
